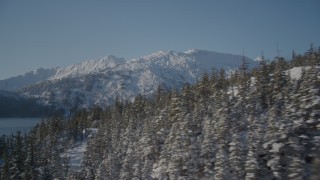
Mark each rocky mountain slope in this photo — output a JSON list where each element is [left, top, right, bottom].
[[4, 49, 256, 110], [0, 68, 58, 91]]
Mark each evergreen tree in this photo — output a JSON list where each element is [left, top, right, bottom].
[[200, 115, 216, 179], [10, 132, 25, 180], [22, 136, 36, 180], [214, 147, 228, 180], [255, 56, 270, 109], [229, 132, 245, 180], [0, 137, 10, 180]]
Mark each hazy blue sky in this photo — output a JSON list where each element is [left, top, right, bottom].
[[0, 0, 319, 79]]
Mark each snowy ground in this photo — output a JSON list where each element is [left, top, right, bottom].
[[61, 141, 87, 171], [60, 128, 98, 171], [287, 66, 312, 80]]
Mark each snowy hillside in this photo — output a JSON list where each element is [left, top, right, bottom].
[[49, 55, 126, 80], [49, 49, 254, 81], [0, 68, 58, 91], [18, 49, 256, 110]]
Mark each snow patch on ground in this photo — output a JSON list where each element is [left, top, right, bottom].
[[286, 66, 311, 80], [61, 141, 87, 171], [271, 143, 284, 153], [60, 128, 98, 171]]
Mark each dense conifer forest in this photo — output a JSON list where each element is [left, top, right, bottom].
[[0, 91, 54, 118], [1, 47, 320, 179]]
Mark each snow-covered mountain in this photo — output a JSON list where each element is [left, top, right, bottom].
[[17, 49, 256, 110], [49, 55, 126, 80], [0, 68, 58, 91]]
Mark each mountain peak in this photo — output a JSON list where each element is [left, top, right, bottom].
[[49, 55, 126, 80], [184, 49, 200, 54], [144, 50, 172, 58], [254, 56, 264, 62], [102, 55, 125, 62]]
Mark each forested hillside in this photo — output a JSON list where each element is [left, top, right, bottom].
[[0, 90, 54, 118], [1, 48, 319, 179]]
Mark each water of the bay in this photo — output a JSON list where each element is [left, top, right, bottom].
[[0, 118, 42, 136]]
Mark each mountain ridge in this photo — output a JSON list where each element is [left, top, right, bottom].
[[0, 67, 58, 91], [1, 49, 257, 111]]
